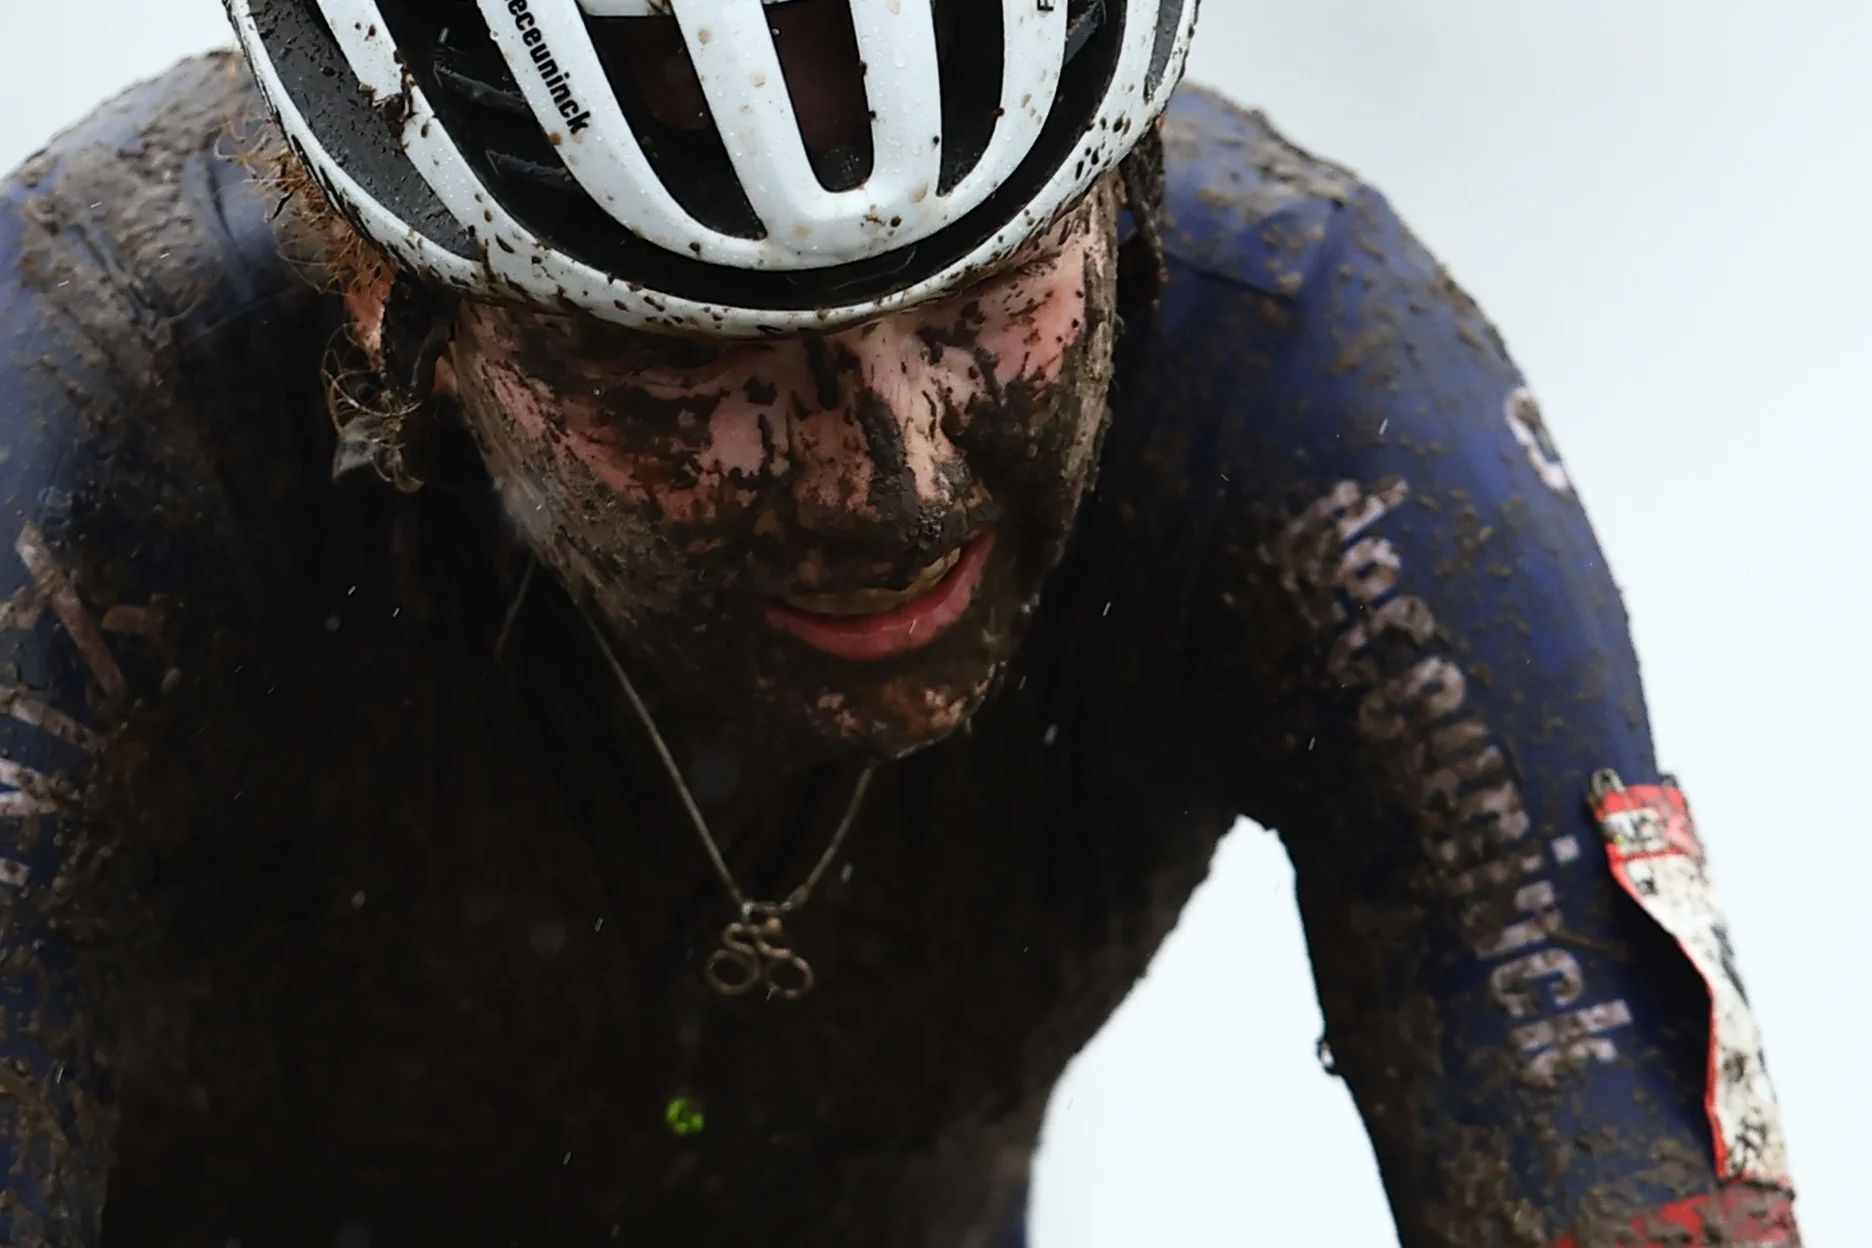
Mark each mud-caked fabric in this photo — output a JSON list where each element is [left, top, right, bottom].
[[1099, 88, 1796, 1245], [0, 56, 1797, 1248], [0, 55, 341, 1247]]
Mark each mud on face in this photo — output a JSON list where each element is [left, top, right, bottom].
[[443, 182, 1122, 759]]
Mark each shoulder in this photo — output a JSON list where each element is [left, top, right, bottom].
[[1141, 87, 1508, 386], [1156, 85, 1361, 296], [0, 54, 339, 715], [0, 49, 335, 501], [1105, 89, 1546, 617], [1152, 87, 1498, 353], [2, 51, 316, 379]]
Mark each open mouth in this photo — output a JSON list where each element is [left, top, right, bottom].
[[763, 533, 995, 662]]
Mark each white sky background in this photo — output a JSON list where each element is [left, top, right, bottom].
[[1, 2, 1865, 1245]]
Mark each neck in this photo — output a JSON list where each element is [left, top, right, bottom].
[[585, 608, 867, 858]]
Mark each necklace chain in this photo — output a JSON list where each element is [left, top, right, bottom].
[[584, 611, 874, 1000]]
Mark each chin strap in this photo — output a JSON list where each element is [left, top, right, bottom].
[[379, 271, 457, 403]]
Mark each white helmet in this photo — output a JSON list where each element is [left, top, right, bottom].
[[225, 0, 1196, 337]]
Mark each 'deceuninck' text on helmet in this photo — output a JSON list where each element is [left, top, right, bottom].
[[225, 0, 1199, 335]]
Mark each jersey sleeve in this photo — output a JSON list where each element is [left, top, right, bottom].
[[0, 54, 330, 1246], [1143, 153, 1799, 1244], [0, 161, 136, 1248]]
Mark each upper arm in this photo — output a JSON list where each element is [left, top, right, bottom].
[[0, 54, 330, 1244], [1147, 167, 1795, 1244], [0, 155, 141, 1248]]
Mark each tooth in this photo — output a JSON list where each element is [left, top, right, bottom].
[[783, 549, 962, 617]]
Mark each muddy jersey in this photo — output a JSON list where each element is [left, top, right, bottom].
[[0, 54, 1797, 1248]]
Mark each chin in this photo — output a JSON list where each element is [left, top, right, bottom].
[[807, 666, 1005, 759], [723, 624, 1017, 761], [707, 593, 1037, 762]]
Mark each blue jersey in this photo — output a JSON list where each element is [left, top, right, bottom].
[[0, 55, 1798, 1248]]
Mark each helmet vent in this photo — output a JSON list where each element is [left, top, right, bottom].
[[232, 0, 1191, 329], [932, 0, 1003, 196]]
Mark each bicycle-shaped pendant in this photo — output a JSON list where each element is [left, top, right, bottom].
[[704, 902, 815, 1000]]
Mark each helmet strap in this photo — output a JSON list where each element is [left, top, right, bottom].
[[380, 272, 459, 406]]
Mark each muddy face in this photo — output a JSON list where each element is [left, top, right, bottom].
[[443, 182, 1120, 758]]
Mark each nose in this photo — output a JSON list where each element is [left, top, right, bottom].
[[785, 320, 975, 552]]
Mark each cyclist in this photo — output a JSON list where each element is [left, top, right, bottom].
[[0, 0, 1799, 1243]]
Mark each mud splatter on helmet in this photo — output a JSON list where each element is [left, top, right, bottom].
[[224, 0, 1197, 335]]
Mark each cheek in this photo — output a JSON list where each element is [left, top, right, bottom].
[[986, 290, 1084, 390], [576, 386, 788, 528], [479, 363, 557, 446], [977, 251, 1095, 391], [472, 359, 789, 525]]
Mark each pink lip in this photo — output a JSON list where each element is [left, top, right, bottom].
[[763, 533, 996, 662]]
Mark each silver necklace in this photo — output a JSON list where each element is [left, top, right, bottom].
[[584, 612, 874, 1001]]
